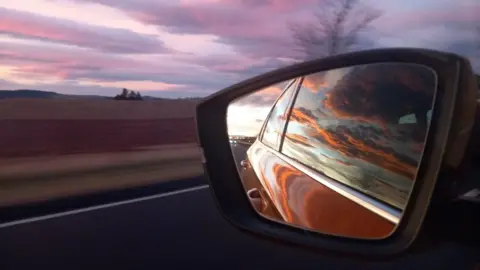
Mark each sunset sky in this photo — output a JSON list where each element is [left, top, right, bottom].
[[0, 0, 479, 98]]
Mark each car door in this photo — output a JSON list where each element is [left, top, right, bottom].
[[242, 78, 300, 220], [249, 74, 398, 239]]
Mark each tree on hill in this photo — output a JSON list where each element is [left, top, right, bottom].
[[121, 88, 129, 98], [127, 90, 137, 100], [114, 88, 143, 100]]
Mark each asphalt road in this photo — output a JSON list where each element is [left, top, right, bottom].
[[230, 142, 250, 173], [0, 175, 478, 269]]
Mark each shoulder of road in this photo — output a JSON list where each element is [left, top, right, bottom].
[[0, 143, 204, 206]]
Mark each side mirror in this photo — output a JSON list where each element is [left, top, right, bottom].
[[196, 48, 477, 258]]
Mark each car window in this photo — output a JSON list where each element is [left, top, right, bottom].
[[280, 66, 435, 210], [261, 79, 299, 150], [398, 109, 432, 124]]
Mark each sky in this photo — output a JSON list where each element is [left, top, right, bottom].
[[0, 0, 479, 98], [227, 81, 289, 136]]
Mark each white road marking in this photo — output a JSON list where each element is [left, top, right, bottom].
[[0, 185, 210, 229]]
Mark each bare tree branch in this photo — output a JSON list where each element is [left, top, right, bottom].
[[289, 0, 381, 60], [343, 7, 381, 48]]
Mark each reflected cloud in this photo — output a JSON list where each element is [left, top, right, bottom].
[[323, 64, 436, 125], [281, 63, 436, 209]]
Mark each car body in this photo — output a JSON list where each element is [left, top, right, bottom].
[[238, 70, 434, 239]]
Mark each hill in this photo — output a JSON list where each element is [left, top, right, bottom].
[[0, 89, 204, 102], [0, 89, 62, 99]]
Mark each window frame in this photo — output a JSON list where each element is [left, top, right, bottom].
[[279, 76, 304, 153], [259, 78, 301, 151]]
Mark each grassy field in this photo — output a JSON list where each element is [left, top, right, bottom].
[[0, 98, 198, 119], [0, 118, 198, 158], [0, 99, 199, 158], [0, 98, 203, 205]]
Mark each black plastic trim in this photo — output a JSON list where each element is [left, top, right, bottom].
[[196, 48, 477, 259]]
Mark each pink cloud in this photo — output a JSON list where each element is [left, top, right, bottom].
[[0, 41, 262, 94], [0, 7, 169, 54], [72, 0, 317, 59], [3, 0, 478, 97], [1, 43, 146, 73]]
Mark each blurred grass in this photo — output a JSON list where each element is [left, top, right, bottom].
[[0, 143, 201, 180], [0, 144, 204, 206]]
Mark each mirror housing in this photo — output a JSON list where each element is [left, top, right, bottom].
[[195, 48, 477, 258]]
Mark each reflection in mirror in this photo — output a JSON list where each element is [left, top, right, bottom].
[[227, 63, 437, 240]]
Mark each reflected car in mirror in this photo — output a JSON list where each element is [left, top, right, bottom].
[[227, 63, 437, 239]]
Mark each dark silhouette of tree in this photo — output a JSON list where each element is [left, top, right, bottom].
[[127, 90, 136, 100], [135, 91, 143, 100], [289, 0, 381, 60], [114, 88, 129, 100], [121, 88, 129, 98], [114, 88, 143, 100]]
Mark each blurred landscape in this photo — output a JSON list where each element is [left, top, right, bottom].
[[0, 89, 202, 158], [0, 89, 205, 205]]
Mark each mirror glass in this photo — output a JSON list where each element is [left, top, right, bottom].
[[227, 63, 437, 240]]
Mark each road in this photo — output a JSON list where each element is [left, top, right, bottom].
[[0, 176, 477, 270], [230, 142, 250, 173]]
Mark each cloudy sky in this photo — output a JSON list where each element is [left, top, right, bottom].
[[0, 0, 478, 98]]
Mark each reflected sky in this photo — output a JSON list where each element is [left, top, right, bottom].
[[227, 81, 290, 137], [282, 63, 435, 209], [228, 63, 436, 209]]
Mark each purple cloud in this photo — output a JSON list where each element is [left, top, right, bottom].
[[71, 0, 319, 59], [72, 0, 479, 71], [373, 2, 480, 64], [1, 0, 479, 99], [0, 7, 170, 54], [0, 42, 270, 95]]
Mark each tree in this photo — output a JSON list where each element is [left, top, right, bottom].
[[114, 88, 129, 100], [113, 88, 143, 100], [127, 90, 137, 100], [121, 88, 129, 98], [289, 0, 381, 60], [134, 91, 143, 100]]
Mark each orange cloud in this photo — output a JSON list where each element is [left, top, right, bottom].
[[288, 108, 418, 179], [272, 163, 303, 222], [284, 133, 312, 147], [302, 76, 328, 93], [256, 85, 283, 96]]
